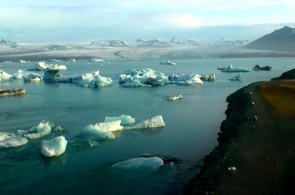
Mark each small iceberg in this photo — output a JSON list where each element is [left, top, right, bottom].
[[169, 73, 203, 85], [200, 74, 216, 81], [18, 121, 52, 139], [28, 61, 67, 71], [221, 65, 251, 72], [0, 70, 13, 82], [104, 115, 135, 125], [13, 70, 43, 81], [162, 95, 183, 101], [41, 136, 67, 157], [111, 157, 164, 169], [0, 132, 28, 148], [252, 64, 272, 71], [229, 73, 242, 81], [160, 60, 176, 65], [82, 120, 123, 140], [124, 115, 165, 130], [116, 68, 169, 87]]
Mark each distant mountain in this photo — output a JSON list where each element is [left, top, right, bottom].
[[136, 39, 171, 47], [0, 38, 18, 48], [90, 39, 128, 47], [244, 26, 295, 52], [214, 38, 249, 46], [170, 37, 202, 46]]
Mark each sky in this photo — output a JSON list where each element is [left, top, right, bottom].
[[0, 0, 294, 43]]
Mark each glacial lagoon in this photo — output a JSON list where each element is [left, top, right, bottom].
[[0, 57, 294, 194]]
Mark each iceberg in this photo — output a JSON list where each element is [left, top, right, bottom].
[[200, 74, 216, 81], [41, 136, 67, 157], [82, 120, 123, 139], [169, 73, 203, 85], [0, 132, 28, 148], [124, 115, 165, 130], [18, 121, 52, 139], [104, 115, 135, 125], [116, 68, 169, 87], [160, 61, 176, 65], [221, 65, 251, 72], [111, 157, 164, 169], [0, 70, 13, 82], [28, 61, 67, 71], [229, 73, 242, 81], [0, 88, 25, 96], [162, 95, 183, 101], [14, 70, 43, 82]]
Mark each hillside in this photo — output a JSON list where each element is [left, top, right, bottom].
[[244, 26, 295, 52]]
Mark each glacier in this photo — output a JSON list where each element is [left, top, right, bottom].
[[0, 132, 28, 148], [104, 115, 135, 125], [41, 136, 67, 157], [111, 157, 164, 169]]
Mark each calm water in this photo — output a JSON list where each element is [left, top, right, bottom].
[[0, 58, 294, 194]]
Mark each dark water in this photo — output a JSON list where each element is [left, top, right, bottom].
[[0, 58, 294, 194]]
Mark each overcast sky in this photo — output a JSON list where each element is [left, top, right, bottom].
[[1, 0, 294, 43]]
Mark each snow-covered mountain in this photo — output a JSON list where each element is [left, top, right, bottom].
[[0, 38, 18, 48], [170, 37, 201, 46], [136, 39, 171, 47], [90, 39, 128, 47]]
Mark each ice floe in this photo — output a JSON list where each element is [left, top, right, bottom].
[[41, 136, 67, 157], [104, 115, 135, 125], [13, 70, 43, 82], [0, 70, 13, 82], [111, 157, 164, 169], [162, 95, 183, 101], [221, 65, 251, 72], [28, 61, 67, 71], [0, 132, 28, 148], [116, 68, 169, 87], [82, 120, 123, 140], [169, 72, 203, 85], [18, 121, 53, 139], [124, 115, 165, 130]]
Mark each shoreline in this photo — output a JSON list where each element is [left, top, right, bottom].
[[184, 80, 295, 194]]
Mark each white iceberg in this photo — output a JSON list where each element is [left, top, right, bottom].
[[117, 68, 169, 87], [104, 115, 135, 125], [162, 95, 183, 101], [28, 61, 67, 71], [229, 73, 242, 81], [221, 65, 251, 72], [160, 60, 176, 65], [124, 115, 165, 130], [0, 70, 13, 82], [41, 136, 67, 157], [82, 120, 123, 139], [111, 157, 164, 169], [0, 132, 28, 148], [13, 70, 43, 81], [18, 121, 52, 139], [169, 73, 203, 85], [71, 71, 112, 88]]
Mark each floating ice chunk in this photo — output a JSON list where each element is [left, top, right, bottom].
[[162, 95, 183, 101], [19, 121, 52, 139], [221, 65, 251, 72], [0, 132, 28, 148], [201, 74, 216, 81], [124, 115, 165, 130], [111, 157, 164, 169], [14, 70, 43, 81], [82, 120, 123, 139], [104, 115, 135, 125], [89, 75, 113, 88], [0, 70, 13, 82], [229, 73, 242, 81], [160, 60, 176, 65], [71, 71, 112, 88], [117, 68, 169, 87], [28, 61, 67, 71], [41, 136, 67, 157], [169, 73, 203, 85], [20, 60, 26, 63]]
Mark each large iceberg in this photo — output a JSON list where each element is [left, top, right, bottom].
[[124, 115, 165, 130], [13, 70, 43, 82], [82, 120, 123, 139], [221, 65, 251, 72], [0, 70, 13, 82], [116, 68, 169, 87], [169, 73, 203, 85], [104, 115, 135, 125], [111, 157, 164, 169], [0, 132, 28, 148], [41, 136, 67, 157], [18, 121, 52, 139], [28, 61, 67, 71]]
